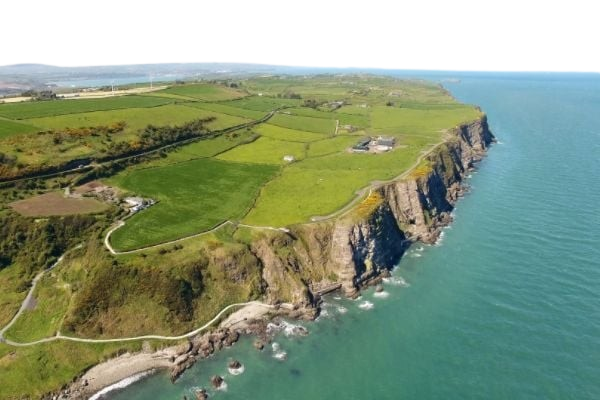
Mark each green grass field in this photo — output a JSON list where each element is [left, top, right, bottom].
[[0, 266, 29, 328], [216, 136, 307, 165], [0, 341, 147, 399], [107, 158, 278, 251], [285, 107, 369, 128], [4, 273, 70, 342], [25, 104, 250, 134], [227, 96, 302, 111], [306, 135, 358, 157], [183, 101, 267, 120], [157, 83, 246, 101], [0, 95, 172, 120], [269, 113, 336, 134], [137, 130, 258, 168], [370, 105, 481, 135], [254, 124, 327, 142], [0, 118, 40, 139], [0, 75, 488, 400]]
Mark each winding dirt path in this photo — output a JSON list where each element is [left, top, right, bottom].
[[3, 300, 273, 347], [0, 255, 65, 341], [309, 140, 444, 222], [105, 220, 289, 255]]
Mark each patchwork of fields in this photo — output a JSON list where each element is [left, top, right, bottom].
[[0, 75, 485, 400], [107, 158, 278, 251], [2, 76, 481, 250]]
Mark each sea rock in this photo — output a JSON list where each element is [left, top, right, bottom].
[[228, 360, 242, 369], [253, 339, 265, 350], [194, 389, 209, 400], [210, 375, 224, 389], [223, 330, 240, 347], [375, 285, 384, 293]]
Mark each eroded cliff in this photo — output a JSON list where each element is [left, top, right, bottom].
[[252, 115, 494, 302]]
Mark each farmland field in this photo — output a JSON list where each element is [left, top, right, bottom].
[[306, 135, 359, 157], [0, 95, 171, 119], [0, 118, 40, 139], [136, 130, 259, 168], [183, 101, 267, 120], [0, 74, 487, 399], [268, 113, 336, 134], [107, 158, 278, 251], [216, 136, 306, 165], [157, 83, 247, 101], [370, 105, 480, 135], [254, 124, 326, 142], [25, 104, 250, 134], [227, 96, 302, 111], [10, 192, 109, 217]]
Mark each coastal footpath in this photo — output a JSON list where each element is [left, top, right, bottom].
[[59, 115, 494, 400]]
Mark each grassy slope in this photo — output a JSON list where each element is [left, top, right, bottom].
[[4, 272, 70, 342], [0, 76, 484, 399], [0, 118, 40, 139], [182, 101, 266, 120], [133, 130, 258, 168], [0, 95, 172, 120], [24, 104, 249, 134], [255, 124, 327, 142], [0, 341, 150, 400], [157, 84, 246, 101], [227, 96, 302, 111], [0, 266, 28, 328], [107, 158, 278, 251], [216, 136, 307, 165], [269, 113, 336, 134], [244, 105, 481, 226]]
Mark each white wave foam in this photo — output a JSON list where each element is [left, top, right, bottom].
[[267, 320, 307, 336], [383, 276, 409, 287], [228, 364, 245, 375], [434, 231, 446, 246], [336, 306, 348, 314], [89, 370, 154, 400], [216, 381, 228, 391], [373, 291, 390, 298], [333, 295, 342, 300], [271, 343, 288, 360], [358, 301, 374, 310]]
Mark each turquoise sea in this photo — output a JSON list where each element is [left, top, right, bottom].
[[106, 73, 600, 400]]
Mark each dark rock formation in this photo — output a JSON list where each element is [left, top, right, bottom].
[[210, 375, 224, 389]]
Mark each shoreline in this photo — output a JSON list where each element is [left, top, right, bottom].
[[64, 302, 306, 399], [56, 116, 494, 400]]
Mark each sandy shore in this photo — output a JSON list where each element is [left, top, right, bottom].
[[79, 347, 179, 396], [67, 303, 275, 399]]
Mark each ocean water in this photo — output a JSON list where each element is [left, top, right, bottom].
[[106, 73, 600, 400]]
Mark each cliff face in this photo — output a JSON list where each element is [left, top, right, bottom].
[[251, 116, 494, 302]]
